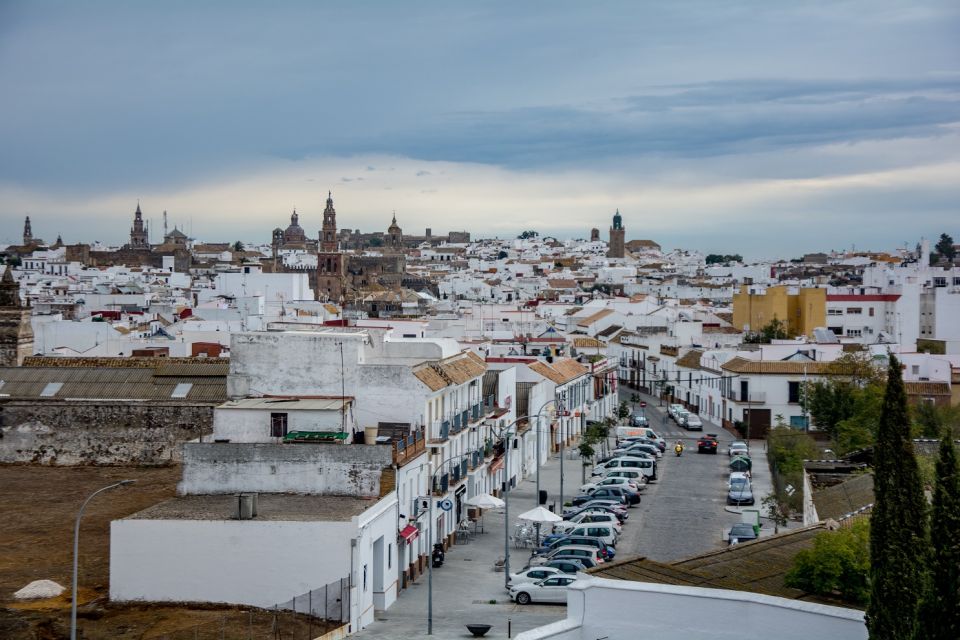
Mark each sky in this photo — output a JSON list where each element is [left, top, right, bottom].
[[1, 0, 958, 258]]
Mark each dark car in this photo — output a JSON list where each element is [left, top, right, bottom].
[[563, 503, 628, 522], [620, 443, 660, 459], [537, 535, 615, 560], [728, 523, 758, 545], [630, 414, 649, 427], [549, 554, 598, 569], [587, 486, 638, 505], [544, 558, 587, 574], [727, 477, 755, 505], [571, 491, 629, 507], [697, 434, 719, 454]]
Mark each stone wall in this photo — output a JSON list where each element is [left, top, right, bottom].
[[178, 442, 393, 496], [0, 401, 213, 465]]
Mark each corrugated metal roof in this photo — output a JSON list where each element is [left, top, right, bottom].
[[0, 366, 226, 402]]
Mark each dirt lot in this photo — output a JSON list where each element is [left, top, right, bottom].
[[0, 465, 334, 639]]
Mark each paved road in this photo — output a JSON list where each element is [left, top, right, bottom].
[[615, 390, 757, 561]]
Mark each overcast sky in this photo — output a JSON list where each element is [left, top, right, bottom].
[[1, 1, 957, 258]]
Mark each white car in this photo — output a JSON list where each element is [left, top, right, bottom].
[[682, 415, 703, 431], [668, 404, 684, 421], [510, 575, 578, 604], [554, 511, 622, 533], [674, 409, 690, 425], [728, 441, 750, 457], [579, 476, 641, 494], [508, 566, 562, 588]]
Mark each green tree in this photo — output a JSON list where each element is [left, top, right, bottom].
[[804, 353, 886, 450], [617, 401, 630, 421], [935, 233, 956, 263], [786, 520, 870, 605], [866, 354, 928, 639], [918, 430, 960, 639], [232, 240, 244, 252], [743, 318, 789, 344]]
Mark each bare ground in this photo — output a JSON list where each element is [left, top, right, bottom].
[[0, 465, 334, 639]]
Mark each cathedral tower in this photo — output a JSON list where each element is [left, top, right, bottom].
[[607, 209, 625, 259], [23, 216, 33, 246], [130, 202, 149, 249], [317, 191, 344, 302]]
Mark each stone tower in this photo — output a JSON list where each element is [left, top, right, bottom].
[[590, 228, 600, 242], [320, 191, 338, 253], [271, 227, 284, 269], [386, 212, 403, 252], [130, 202, 149, 249], [607, 209, 625, 259], [23, 216, 33, 246], [317, 191, 344, 302], [0, 267, 34, 366]]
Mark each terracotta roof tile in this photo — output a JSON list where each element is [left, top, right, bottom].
[[721, 357, 837, 375], [904, 381, 950, 396], [675, 349, 704, 369], [576, 308, 615, 327]]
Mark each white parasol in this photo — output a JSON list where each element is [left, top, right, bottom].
[[465, 493, 505, 509], [517, 505, 562, 524]]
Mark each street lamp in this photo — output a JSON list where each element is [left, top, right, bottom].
[[71, 479, 135, 640], [533, 398, 558, 509]]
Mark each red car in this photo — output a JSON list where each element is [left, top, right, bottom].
[[697, 434, 719, 454]]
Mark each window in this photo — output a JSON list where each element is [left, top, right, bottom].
[[912, 365, 920, 375], [954, 278, 960, 286], [40, 382, 64, 397], [388, 544, 392, 569], [270, 413, 289, 438], [846, 307, 862, 315], [171, 382, 193, 398], [933, 277, 947, 287], [847, 329, 862, 338], [788, 381, 801, 404], [363, 564, 368, 591], [827, 308, 842, 316], [868, 307, 875, 317]]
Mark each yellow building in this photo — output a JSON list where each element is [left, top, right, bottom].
[[731, 285, 826, 338]]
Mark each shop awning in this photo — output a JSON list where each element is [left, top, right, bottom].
[[399, 524, 419, 544]]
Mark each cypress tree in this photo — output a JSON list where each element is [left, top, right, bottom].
[[918, 429, 960, 639], [865, 354, 927, 639]]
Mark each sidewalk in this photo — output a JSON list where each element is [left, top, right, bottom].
[[355, 454, 575, 639]]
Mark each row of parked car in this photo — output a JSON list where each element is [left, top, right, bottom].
[[668, 403, 703, 430], [506, 428, 669, 604]]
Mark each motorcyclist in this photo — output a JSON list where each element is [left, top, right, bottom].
[[674, 440, 684, 456]]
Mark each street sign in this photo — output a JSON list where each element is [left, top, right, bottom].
[[640, 401, 647, 408], [438, 499, 453, 512]]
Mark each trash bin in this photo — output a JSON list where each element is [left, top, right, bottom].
[[539, 489, 548, 505], [548, 503, 556, 513]]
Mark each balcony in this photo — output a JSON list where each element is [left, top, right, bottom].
[[469, 449, 483, 470], [430, 420, 450, 444], [432, 473, 449, 496], [472, 403, 481, 422], [392, 430, 426, 466], [726, 391, 767, 404], [451, 413, 463, 435]]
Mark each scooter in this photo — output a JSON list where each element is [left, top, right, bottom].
[[674, 443, 684, 457], [432, 543, 445, 568]]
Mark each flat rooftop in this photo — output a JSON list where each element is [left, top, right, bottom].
[[125, 494, 374, 522]]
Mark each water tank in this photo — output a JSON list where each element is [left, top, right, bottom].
[[233, 494, 255, 520]]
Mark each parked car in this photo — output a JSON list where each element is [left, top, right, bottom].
[[530, 545, 605, 567], [674, 409, 690, 425], [544, 558, 588, 574], [622, 443, 662, 459], [548, 554, 598, 569], [508, 566, 561, 588], [728, 523, 758, 545], [555, 524, 619, 547], [537, 535, 615, 559], [588, 486, 639, 506], [727, 476, 755, 506], [603, 469, 649, 486], [728, 471, 750, 487], [591, 456, 657, 481], [697, 434, 719, 454], [555, 511, 622, 533], [510, 575, 579, 604], [563, 502, 628, 522], [630, 413, 649, 427], [579, 476, 641, 495], [668, 404, 685, 421], [727, 440, 749, 457], [681, 414, 703, 431]]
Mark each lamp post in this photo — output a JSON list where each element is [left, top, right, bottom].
[[72, 479, 135, 640], [533, 399, 557, 509]]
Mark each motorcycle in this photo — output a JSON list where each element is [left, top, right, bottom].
[[674, 443, 684, 457], [432, 543, 445, 568]]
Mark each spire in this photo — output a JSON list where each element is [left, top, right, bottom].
[[291, 209, 299, 225], [136, 200, 142, 216], [392, 210, 397, 226]]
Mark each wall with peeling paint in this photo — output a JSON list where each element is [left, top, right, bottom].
[[177, 442, 393, 496]]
